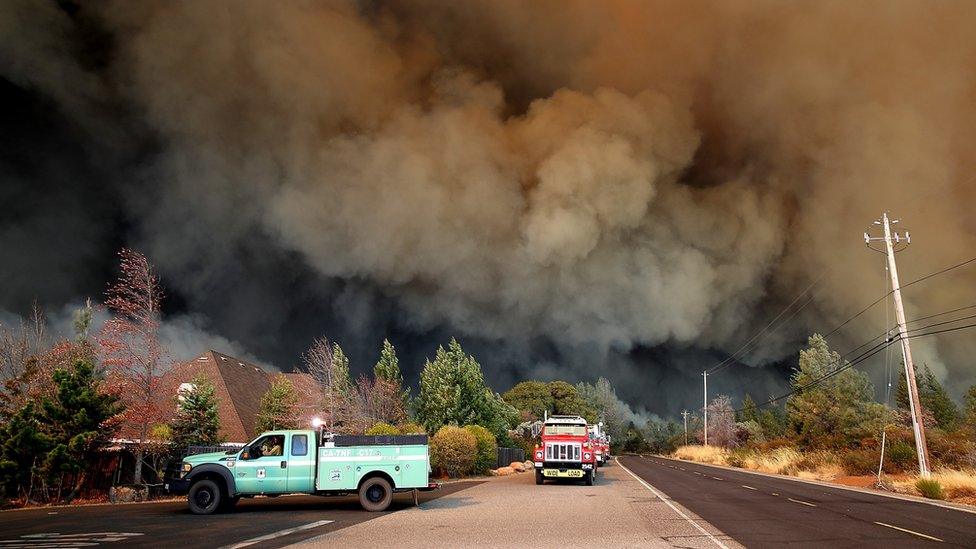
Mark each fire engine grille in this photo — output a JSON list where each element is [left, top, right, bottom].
[[544, 442, 581, 462]]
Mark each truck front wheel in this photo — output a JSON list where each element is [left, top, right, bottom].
[[188, 479, 223, 515], [359, 477, 393, 512], [584, 471, 594, 486], [535, 470, 544, 485]]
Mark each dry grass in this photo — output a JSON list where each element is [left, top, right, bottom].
[[894, 469, 976, 500], [742, 447, 802, 475], [673, 445, 728, 465]]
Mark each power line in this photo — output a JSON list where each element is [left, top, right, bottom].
[[904, 303, 976, 326], [737, 320, 976, 414], [705, 274, 822, 375], [824, 254, 976, 339]]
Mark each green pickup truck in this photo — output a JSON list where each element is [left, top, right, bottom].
[[165, 429, 436, 514]]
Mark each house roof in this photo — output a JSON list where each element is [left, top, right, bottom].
[[163, 350, 319, 443]]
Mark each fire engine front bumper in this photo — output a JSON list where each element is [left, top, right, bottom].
[[536, 462, 594, 478]]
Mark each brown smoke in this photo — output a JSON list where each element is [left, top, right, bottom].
[[4, 0, 976, 394]]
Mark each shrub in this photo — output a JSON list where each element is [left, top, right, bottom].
[[840, 449, 880, 475], [915, 478, 945, 500], [929, 469, 976, 499], [365, 422, 400, 436], [464, 425, 497, 474], [884, 440, 916, 473], [398, 422, 426, 434], [430, 426, 477, 477]]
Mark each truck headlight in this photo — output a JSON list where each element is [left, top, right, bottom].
[[584, 452, 592, 460], [535, 450, 543, 460]]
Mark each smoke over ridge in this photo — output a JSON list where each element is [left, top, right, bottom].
[[2, 0, 975, 412]]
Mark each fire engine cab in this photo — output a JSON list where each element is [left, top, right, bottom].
[[534, 415, 597, 486]]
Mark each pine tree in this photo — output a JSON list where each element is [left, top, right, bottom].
[[739, 394, 760, 424], [256, 375, 300, 432], [919, 365, 958, 430], [374, 339, 409, 405], [170, 375, 222, 448], [415, 339, 506, 436], [786, 334, 884, 448], [0, 402, 51, 499], [897, 365, 958, 430], [964, 385, 976, 429], [577, 378, 628, 441], [41, 358, 124, 501]]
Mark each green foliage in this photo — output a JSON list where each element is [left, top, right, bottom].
[[896, 366, 959, 430], [548, 381, 595, 420], [374, 339, 409, 407], [464, 425, 497, 474], [577, 378, 629, 442], [365, 422, 400, 435], [415, 339, 511, 438], [331, 343, 352, 394], [502, 381, 553, 420], [885, 439, 917, 472], [786, 334, 884, 448], [642, 417, 682, 454], [256, 375, 300, 432], [621, 422, 651, 453], [915, 478, 945, 500], [430, 425, 477, 477], [38, 358, 123, 501], [0, 402, 50, 498], [965, 385, 976, 429], [738, 394, 760, 424], [170, 375, 222, 448], [758, 407, 788, 439], [840, 449, 880, 475]]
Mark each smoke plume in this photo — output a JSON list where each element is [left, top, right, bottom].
[[2, 0, 975, 413]]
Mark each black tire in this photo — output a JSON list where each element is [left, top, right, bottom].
[[535, 470, 544, 485], [584, 471, 594, 486], [187, 479, 222, 515], [359, 477, 393, 512]]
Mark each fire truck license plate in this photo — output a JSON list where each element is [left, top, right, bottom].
[[543, 469, 583, 478]]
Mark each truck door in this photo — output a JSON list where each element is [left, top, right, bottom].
[[286, 432, 314, 492], [235, 434, 289, 494]]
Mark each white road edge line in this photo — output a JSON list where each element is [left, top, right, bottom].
[[741, 485, 757, 491], [617, 458, 730, 549], [219, 520, 334, 549], [787, 498, 817, 507], [874, 522, 943, 542]]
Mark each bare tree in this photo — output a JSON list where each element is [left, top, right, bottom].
[[706, 395, 738, 448], [299, 337, 354, 432], [98, 249, 169, 485], [0, 303, 49, 416]]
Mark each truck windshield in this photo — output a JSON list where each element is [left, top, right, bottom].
[[545, 425, 586, 436]]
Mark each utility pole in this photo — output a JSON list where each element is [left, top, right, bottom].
[[681, 410, 690, 445], [702, 371, 708, 446], [865, 211, 931, 477]]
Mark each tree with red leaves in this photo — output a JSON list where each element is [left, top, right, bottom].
[[98, 249, 169, 485]]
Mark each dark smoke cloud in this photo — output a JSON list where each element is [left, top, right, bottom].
[[2, 0, 975, 415]]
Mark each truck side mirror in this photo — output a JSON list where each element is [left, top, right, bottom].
[[241, 447, 250, 460]]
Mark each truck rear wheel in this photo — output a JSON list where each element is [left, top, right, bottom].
[[188, 479, 222, 515], [535, 470, 544, 485], [359, 477, 393, 512]]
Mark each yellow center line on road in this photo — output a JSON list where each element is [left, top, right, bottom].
[[741, 485, 757, 491], [787, 498, 817, 507], [874, 522, 943, 542]]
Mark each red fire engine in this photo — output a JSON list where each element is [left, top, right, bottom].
[[533, 415, 597, 485], [588, 423, 611, 466]]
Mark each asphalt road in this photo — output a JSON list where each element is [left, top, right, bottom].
[[619, 455, 976, 548], [0, 483, 477, 549]]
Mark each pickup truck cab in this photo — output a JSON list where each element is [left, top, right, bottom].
[[166, 429, 436, 514]]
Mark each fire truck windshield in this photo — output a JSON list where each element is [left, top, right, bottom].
[[545, 425, 587, 436]]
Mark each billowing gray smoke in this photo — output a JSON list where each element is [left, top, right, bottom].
[[2, 0, 975, 413]]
